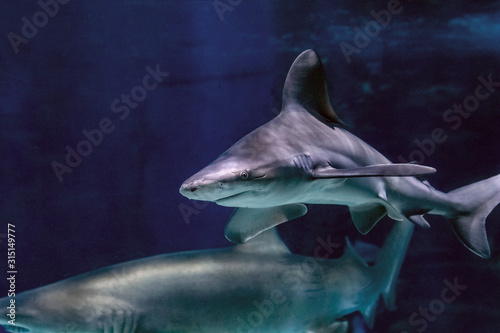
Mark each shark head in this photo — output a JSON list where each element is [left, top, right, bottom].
[[179, 136, 307, 207], [1, 281, 139, 333], [180, 49, 341, 208], [1, 292, 63, 333]]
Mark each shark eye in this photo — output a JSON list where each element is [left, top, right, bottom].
[[240, 170, 249, 180]]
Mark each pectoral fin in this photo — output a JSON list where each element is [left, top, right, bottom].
[[313, 163, 436, 178], [225, 204, 307, 244], [349, 203, 387, 234]]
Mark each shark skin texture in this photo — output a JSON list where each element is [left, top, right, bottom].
[[0, 216, 414, 333], [180, 49, 500, 259]]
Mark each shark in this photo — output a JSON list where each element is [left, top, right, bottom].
[[179, 49, 500, 259], [0, 211, 413, 333]]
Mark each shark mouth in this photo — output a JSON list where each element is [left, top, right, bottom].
[[216, 191, 250, 204], [215, 191, 259, 207]]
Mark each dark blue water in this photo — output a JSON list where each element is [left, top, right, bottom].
[[1, 1, 500, 332]]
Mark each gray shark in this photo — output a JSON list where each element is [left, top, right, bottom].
[[179, 49, 500, 259], [0, 212, 413, 333]]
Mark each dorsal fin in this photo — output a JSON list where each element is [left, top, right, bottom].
[[281, 49, 342, 124], [341, 238, 369, 268]]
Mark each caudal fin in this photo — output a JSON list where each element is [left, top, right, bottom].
[[447, 174, 500, 259]]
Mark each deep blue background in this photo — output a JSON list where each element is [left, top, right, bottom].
[[1, 0, 500, 332]]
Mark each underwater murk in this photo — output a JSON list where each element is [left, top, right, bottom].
[[1, 1, 500, 332]]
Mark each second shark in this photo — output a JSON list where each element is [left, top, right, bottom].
[[0, 212, 413, 333]]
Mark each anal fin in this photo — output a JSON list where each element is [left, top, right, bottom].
[[377, 199, 430, 229], [349, 203, 387, 234]]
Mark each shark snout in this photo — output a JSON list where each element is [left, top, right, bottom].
[[179, 177, 225, 201], [180, 158, 262, 203], [180, 182, 199, 194], [179, 182, 203, 197]]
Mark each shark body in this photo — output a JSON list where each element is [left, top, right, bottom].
[[1, 214, 413, 333], [180, 49, 500, 258]]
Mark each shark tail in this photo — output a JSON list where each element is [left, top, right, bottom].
[[445, 174, 500, 259], [355, 220, 414, 328]]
